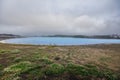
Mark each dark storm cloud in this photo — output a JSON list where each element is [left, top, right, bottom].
[[0, 0, 120, 36]]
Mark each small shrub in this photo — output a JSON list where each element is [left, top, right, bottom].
[[0, 49, 6, 53], [14, 57, 22, 62], [99, 57, 111, 62], [0, 64, 2, 69], [0, 49, 9, 54], [103, 70, 118, 80], [54, 56, 61, 61], [39, 58, 53, 64], [21, 68, 45, 80], [84, 64, 118, 79], [66, 63, 88, 76], [84, 64, 99, 76], [3, 61, 34, 80], [10, 49, 21, 54], [0, 64, 3, 76], [45, 63, 65, 76], [31, 53, 49, 61], [1, 74, 20, 80], [4, 61, 33, 74]]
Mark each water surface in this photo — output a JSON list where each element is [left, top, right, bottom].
[[1, 37, 120, 45]]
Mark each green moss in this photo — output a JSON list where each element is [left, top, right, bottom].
[[2, 74, 20, 80], [10, 49, 21, 54], [14, 57, 22, 62], [0, 44, 119, 80], [103, 70, 118, 80], [84, 64, 100, 76], [66, 63, 118, 80], [21, 67, 45, 80], [0, 64, 2, 69], [39, 58, 53, 64], [0, 64, 3, 76], [4, 61, 33, 74], [66, 63, 88, 76], [99, 57, 111, 62], [0, 49, 6, 53], [0, 49, 10, 54], [45, 63, 65, 76], [2, 61, 34, 80], [29, 53, 49, 61]]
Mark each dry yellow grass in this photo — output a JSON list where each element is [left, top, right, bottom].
[[0, 43, 120, 71], [0, 43, 120, 80]]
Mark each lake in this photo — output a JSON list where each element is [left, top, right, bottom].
[[0, 37, 120, 45]]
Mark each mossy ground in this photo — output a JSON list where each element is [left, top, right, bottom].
[[0, 43, 120, 80]]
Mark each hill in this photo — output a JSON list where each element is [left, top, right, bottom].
[[46, 34, 120, 39], [0, 34, 21, 40]]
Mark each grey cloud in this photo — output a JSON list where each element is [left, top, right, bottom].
[[0, 0, 120, 36]]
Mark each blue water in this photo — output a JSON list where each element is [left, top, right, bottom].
[[1, 37, 120, 45]]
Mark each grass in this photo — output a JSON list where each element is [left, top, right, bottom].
[[10, 49, 21, 54], [2, 61, 34, 80], [0, 49, 9, 54], [45, 63, 65, 76], [0, 43, 120, 80], [21, 67, 45, 80], [99, 57, 111, 62], [0, 49, 21, 54], [66, 63, 118, 80], [14, 57, 23, 62], [0, 64, 3, 76], [4, 61, 33, 73]]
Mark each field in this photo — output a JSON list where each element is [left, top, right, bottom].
[[0, 43, 120, 80]]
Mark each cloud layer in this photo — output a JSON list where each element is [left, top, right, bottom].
[[0, 0, 120, 36]]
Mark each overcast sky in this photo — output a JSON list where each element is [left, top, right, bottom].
[[0, 0, 120, 36]]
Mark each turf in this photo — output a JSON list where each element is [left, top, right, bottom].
[[0, 43, 120, 80]]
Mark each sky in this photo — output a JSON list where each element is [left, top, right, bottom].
[[0, 0, 120, 36]]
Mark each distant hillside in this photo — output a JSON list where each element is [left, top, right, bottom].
[[46, 34, 120, 39], [0, 34, 22, 40]]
